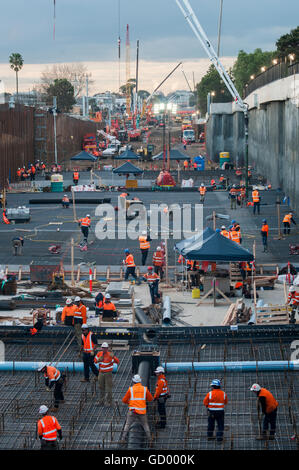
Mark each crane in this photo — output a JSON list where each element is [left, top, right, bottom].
[[175, 0, 249, 195]]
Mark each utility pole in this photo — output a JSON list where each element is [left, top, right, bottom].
[[53, 96, 58, 165], [85, 75, 89, 117], [217, 0, 223, 57]]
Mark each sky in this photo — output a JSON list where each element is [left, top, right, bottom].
[[0, 0, 298, 94]]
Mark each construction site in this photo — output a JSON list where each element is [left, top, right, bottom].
[[0, 0, 299, 456]]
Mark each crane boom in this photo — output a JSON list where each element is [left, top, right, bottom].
[[175, 0, 246, 111], [175, 0, 249, 197]]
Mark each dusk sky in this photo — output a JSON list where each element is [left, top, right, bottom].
[[0, 0, 297, 94]]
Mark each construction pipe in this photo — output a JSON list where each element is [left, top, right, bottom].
[[0, 361, 118, 372], [162, 361, 299, 372], [135, 307, 151, 325], [29, 198, 111, 205], [162, 296, 171, 325], [127, 360, 151, 450]]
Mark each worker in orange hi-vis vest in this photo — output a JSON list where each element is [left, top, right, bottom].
[[73, 170, 79, 185], [38, 364, 65, 410], [250, 384, 278, 440], [153, 246, 165, 280], [120, 374, 153, 445], [37, 405, 62, 450], [220, 225, 230, 239], [282, 212, 296, 235], [261, 219, 269, 252], [2, 210, 10, 225], [138, 230, 151, 266], [77, 214, 91, 243], [229, 185, 238, 210], [239, 185, 246, 207], [252, 187, 260, 215], [123, 249, 140, 284], [203, 379, 228, 442], [287, 285, 299, 324], [199, 183, 206, 203]]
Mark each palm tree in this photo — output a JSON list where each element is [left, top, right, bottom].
[[9, 53, 24, 102]]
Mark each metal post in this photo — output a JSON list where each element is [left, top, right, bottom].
[[86, 75, 89, 117], [244, 109, 249, 198], [217, 0, 223, 57], [53, 96, 58, 165]]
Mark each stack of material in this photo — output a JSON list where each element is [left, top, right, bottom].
[[222, 299, 251, 325], [256, 305, 289, 324]]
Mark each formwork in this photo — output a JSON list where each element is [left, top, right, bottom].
[[0, 325, 298, 450]]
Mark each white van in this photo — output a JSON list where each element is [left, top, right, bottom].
[[182, 129, 195, 143]]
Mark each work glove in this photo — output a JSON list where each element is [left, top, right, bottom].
[[45, 387, 51, 392]]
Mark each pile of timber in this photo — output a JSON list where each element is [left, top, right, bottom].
[[230, 263, 277, 288], [256, 305, 289, 324], [222, 299, 251, 325]]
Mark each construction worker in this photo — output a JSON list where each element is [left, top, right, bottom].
[[30, 164, 36, 181], [37, 405, 62, 450], [240, 185, 246, 207], [38, 364, 65, 410], [120, 374, 153, 445], [261, 219, 269, 252], [154, 366, 170, 429], [94, 342, 119, 406], [203, 379, 228, 442], [123, 249, 139, 283], [220, 225, 230, 239], [95, 291, 105, 316], [229, 185, 238, 210], [100, 294, 118, 322], [73, 296, 87, 346], [16, 168, 21, 181], [210, 178, 216, 188], [199, 183, 206, 203], [139, 230, 151, 266], [250, 384, 278, 440], [61, 298, 76, 326], [152, 246, 165, 280], [287, 285, 299, 324], [62, 194, 70, 208], [252, 187, 260, 215], [80, 324, 99, 382], [143, 267, 160, 304], [282, 212, 296, 235], [11, 236, 24, 255], [2, 210, 10, 225], [78, 214, 91, 244], [41, 162, 46, 176], [183, 160, 188, 171], [232, 220, 242, 244], [73, 170, 79, 185]]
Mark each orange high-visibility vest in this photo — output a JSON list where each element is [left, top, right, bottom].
[[261, 224, 269, 234], [283, 214, 292, 224], [153, 251, 164, 266], [199, 186, 206, 195], [220, 230, 230, 239], [154, 374, 169, 399], [103, 301, 116, 312], [82, 332, 96, 353], [287, 291, 299, 305], [73, 172, 79, 180], [252, 190, 260, 202], [17, 169, 21, 177], [128, 384, 148, 415], [230, 188, 237, 197], [144, 272, 160, 283], [240, 188, 246, 197], [62, 196, 69, 203], [125, 254, 135, 267], [230, 230, 241, 244], [61, 305, 76, 322], [44, 366, 61, 382], [211, 179, 215, 185], [79, 217, 91, 227], [139, 236, 150, 250], [73, 303, 87, 323], [94, 351, 119, 373], [259, 388, 278, 413], [38, 415, 61, 441], [203, 389, 228, 411]]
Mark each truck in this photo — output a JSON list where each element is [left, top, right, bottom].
[[182, 128, 195, 144]]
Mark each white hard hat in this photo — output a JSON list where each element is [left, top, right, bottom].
[[221, 225, 226, 230], [201, 183, 204, 186], [81, 323, 88, 329], [155, 366, 165, 374], [250, 383, 261, 392], [101, 342, 109, 348], [74, 296, 81, 302], [132, 374, 142, 383], [142, 231, 147, 235], [289, 286, 296, 292], [39, 405, 48, 414], [105, 293, 111, 300], [86, 214, 91, 218], [156, 246, 161, 251], [64, 194, 67, 197], [37, 363, 47, 372], [66, 298, 72, 305]]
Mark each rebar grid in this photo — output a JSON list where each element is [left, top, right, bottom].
[[0, 338, 297, 450]]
